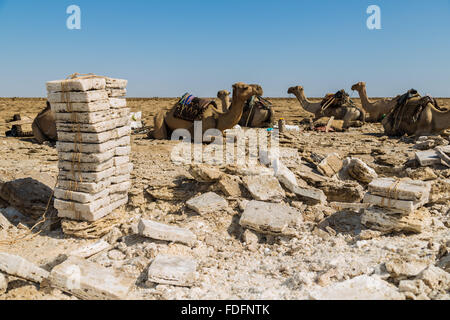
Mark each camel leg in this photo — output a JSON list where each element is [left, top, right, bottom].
[[150, 111, 169, 140]]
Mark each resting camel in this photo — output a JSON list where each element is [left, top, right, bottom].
[[6, 102, 57, 144], [287, 86, 364, 122], [32, 101, 57, 143], [217, 90, 274, 128], [382, 93, 450, 136], [150, 82, 263, 140], [351, 82, 398, 122]]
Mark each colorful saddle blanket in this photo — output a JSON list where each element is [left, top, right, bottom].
[[173, 93, 217, 122]]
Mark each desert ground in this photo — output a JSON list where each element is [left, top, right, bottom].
[[0, 96, 449, 300]]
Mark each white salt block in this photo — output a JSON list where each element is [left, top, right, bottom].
[[57, 126, 130, 144], [54, 196, 110, 214], [57, 197, 126, 221], [138, 218, 196, 246], [363, 193, 427, 214], [110, 174, 130, 184], [109, 98, 127, 109], [69, 240, 111, 259], [51, 100, 110, 113], [0, 253, 49, 284], [57, 179, 111, 194], [146, 255, 197, 287], [115, 146, 131, 156], [48, 90, 108, 103], [109, 192, 128, 203], [57, 117, 130, 134], [54, 188, 109, 204], [57, 139, 117, 153], [58, 158, 114, 172], [114, 156, 129, 166], [107, 88, 127, 97], [48, 256, 135, 300], [368, 178, 431, 202], [58, 150, 114, 164], [55, 108, 130, 124], [58, 167, 115, 183], [46, 77, 106, 93], [105, 78, 128, 89], [115, 163, 133, 176], [109, 181, 131, 194]]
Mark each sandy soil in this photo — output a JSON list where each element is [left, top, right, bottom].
[[0, 97, 449, 300]]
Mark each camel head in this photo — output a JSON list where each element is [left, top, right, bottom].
[[351, 82, 366, 92], [287, 86, 303, 95], [232, 82, 263, 101], [217, 90, 230, 99]]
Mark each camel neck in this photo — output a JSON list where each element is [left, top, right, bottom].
[[358, 86, 374, 109], [217, 94, 246, 131], [294, 91, 320, 114]]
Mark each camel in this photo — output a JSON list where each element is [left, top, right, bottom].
[[5, 102, 57, 143], [382, 93, 450, 136], [217, 90, 231, 112], [150, 82, 263, 140], [351, 82, 399, 122], [287, 86, 364, 123], [217, 89, 274, 128], [32, 101, 57, 143]]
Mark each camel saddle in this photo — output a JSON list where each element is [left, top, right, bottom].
[[240, 96, 274, 127], [173, 93, 217, 122], [320, 90, 357, 110], [382, 89, 440, 136]]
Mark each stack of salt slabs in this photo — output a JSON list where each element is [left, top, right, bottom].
[[361, 178, 432, 233], [47, 76, 132, 222]]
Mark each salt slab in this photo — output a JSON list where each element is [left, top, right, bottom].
[[146, 255, 197, 287], [46, 77, 106, 93], [48, 90, 108, 103]]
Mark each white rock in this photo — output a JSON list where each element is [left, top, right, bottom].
[[317, 153, 343, 177], [49, 256, 135, 300], [138, 219, 196, 246], [293, 186, 327, 205], [309, 275, 404, 300], [51, 100, 111, 113], [69, 240, 111, 259], [242, 175, 285, 202], [146, 255, 197, 287], [239, 200, 297, 235], [107, 88, 127, 97], [343, 157, 378, 184], [417, 265, 450, 291], [273, 160, 298, 192], [0, 252, 49, 283], [186, 192, 228, 215], [109, 181, 131, 194], [415, 150, 441, 166]]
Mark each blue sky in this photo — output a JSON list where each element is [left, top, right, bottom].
[[0, 0, 449, 97]]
